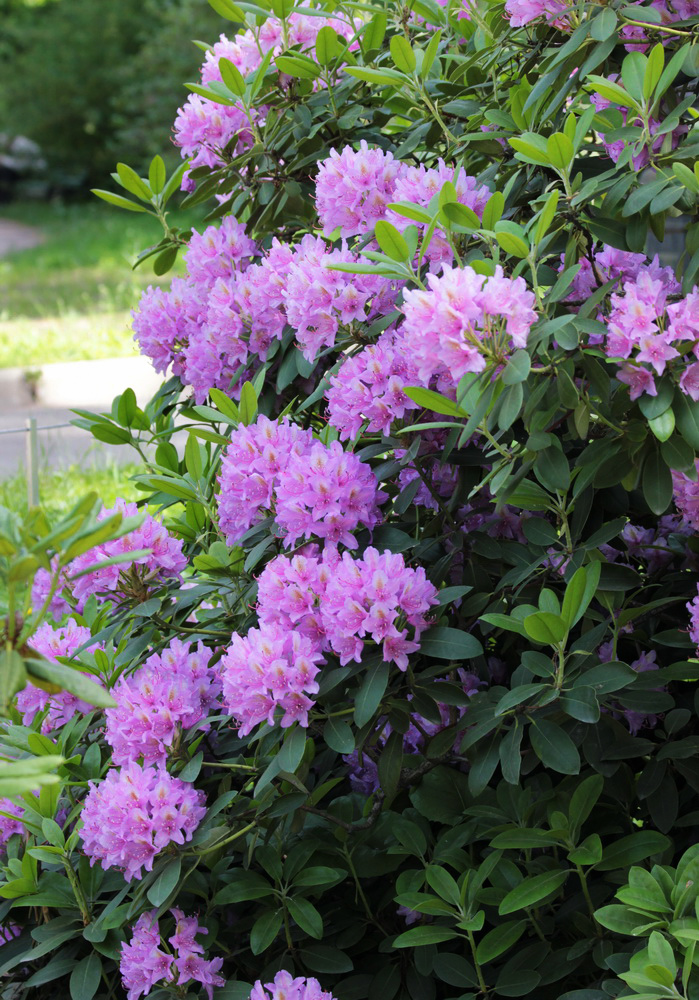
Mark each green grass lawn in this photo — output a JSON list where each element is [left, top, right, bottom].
[[0, 199, 204, 368], [0, 461, 142, 520]]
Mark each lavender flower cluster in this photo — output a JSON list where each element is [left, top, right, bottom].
[[105, 639, 221, 765], [31, 499, 186, 617], [218, 545, 439, 737], [133, 223, 398, 403], [18, 620, 103, 732], [174, 13, 358, 186], [504, 0, 698, 36], [120, 909, 224, 1000], [256, 547, 439, 670], [80, 763, 206, 880], [216, 416, 386, 549]]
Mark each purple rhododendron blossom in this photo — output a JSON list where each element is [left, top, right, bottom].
[[256, 547, 439, 669], [0, 799, 24, 852], [18, 620, 103, 732], [250, 970, 337, 1000], [120, 909, 224, 1000], [80, 763, 205, 880], [221, 624, 325, 736], [326, 331, 421, 440], [216, 416, 314, 545], [105, 639, 221, 765], [402, 264, 537, 383]]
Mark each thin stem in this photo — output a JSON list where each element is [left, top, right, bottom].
[[316, 707, 356, 719], [282, 902, 294, 950], [478, 423, 513, 460], [62, 853, 91, 926], [418, 84, 457, 145], [554, 645, 567, 690], [6, 586, 15, 643], [22, 563, 64, 642], [343, 847, 375, 925], [466, 930, 488, 995], [527, 907, 548, 943], [622, 16, 693, 35], [194, 820, 256, 857], [575, 864, 600, 932], [201, 761, 257, 771]]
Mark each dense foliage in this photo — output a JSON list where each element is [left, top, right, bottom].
[[3, 1, 699, 1000]]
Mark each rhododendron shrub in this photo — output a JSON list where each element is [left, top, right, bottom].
[[4, 2, 699, 1000]]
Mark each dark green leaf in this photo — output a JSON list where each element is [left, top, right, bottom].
[[393, 926, 459, 947], [498, 869, 569, 914], [354, 662, 389, 727], [530, 720, 580, 774], [324, 718, 355, 754], [287, 898, 323, 939], [419, 627, 483, 660], [69, 953, 102, 1000], [147, 858, 181, 907]]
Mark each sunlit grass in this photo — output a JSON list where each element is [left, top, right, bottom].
[[0, 198, 205, 367], [0, 461, 142, 520], [0, 310, 140, 368]]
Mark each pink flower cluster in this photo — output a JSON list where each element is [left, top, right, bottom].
[[221, 625, 325, 736], [0, 798, 24, 851], [120, 909, 224, 1000], [561, 244, 647, 307], [257, 547, 439, 670], [275, 440, 386, 548], [18, 620, 103, 732], [217, 416, 313, 542], [133, 218, 260, 401], [174, 14, 356, 185], [105, 639, 221, 765], [216, 417, 385, 549], [31, 500, 186, 614], [315, 142, 403, 238], [250, 970, 337, 1000], [591, 79, 687, 169], [672, 464, 699, 528], [133, 222, 398, 400], [504, 0, 570, 28], [80, 763, 205, 880], [402, 264, 538, 382], [620, 0, 699, 50], [326, 332, 420, 439], [388, 160, 490, 268], [284, 235, 398, 362], [599, 264, 699, 401], [315, 144, 490, 265]]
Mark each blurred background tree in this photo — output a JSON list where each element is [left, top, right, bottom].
[[0, 0, 220, 193]]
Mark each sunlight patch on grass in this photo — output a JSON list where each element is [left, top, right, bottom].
[[0, 199, 205, 367], [0, 461, 142, 520], [0, 310, 138, 368]]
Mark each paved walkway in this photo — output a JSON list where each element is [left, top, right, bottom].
[[0, 356, 163, 478], [0, 216, 163, 481], [0, 218, 44, 257]]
